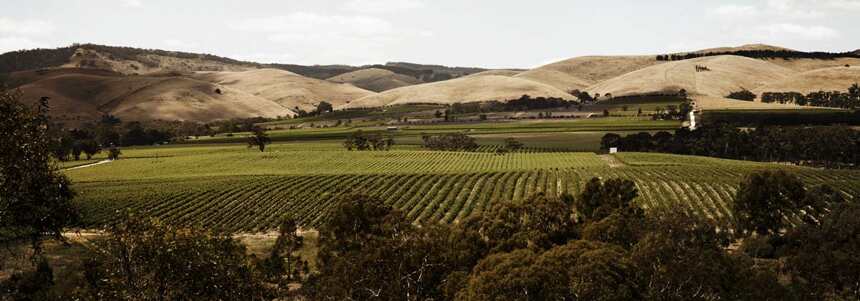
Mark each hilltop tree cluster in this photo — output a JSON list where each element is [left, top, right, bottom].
[[656, 49, 860, 62], [602, 124, 860, 168], [760, 84, 860, 109]]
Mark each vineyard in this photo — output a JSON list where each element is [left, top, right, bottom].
[[65, 144, 860, 232]]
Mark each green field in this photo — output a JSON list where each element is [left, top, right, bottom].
[[65, 142, 860, 232], [189, 117, 680, 149]]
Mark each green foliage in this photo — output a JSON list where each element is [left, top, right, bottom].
[[458, 240, 635, 301], [246, 126, 271, 152], [77, 215, 272, 300], [256, 217, 307, 286], [733, 170, 807, 235], [342, 130, 394, 151], [575, 178, 638, 222], [0, 89, 79, 254], [783, 202, 860, 300], [422, 132, 478, 151], [465, 193, 575, 252], [630, 211, 788, 300], [0, 257, 56, 300], [727, 89, 757, 101], [107, 145, 121, 160], [308, 193, 486, 300]]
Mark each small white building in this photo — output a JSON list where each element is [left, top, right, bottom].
[[609, 147, 618, 154]]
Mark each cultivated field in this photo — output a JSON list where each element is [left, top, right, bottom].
[[65, 143, 860, 232]]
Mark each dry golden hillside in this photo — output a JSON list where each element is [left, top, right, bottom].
[[16, 71, 293, 122], [516, 56, 663, 90], [63, 48, 252, 75], [327, 68, 421, 92], [341, 75, 573, 108], [107, 77, 291, 122], [764, 57, 860, 72], [464, 70, 522, 77], [753, 66, 860, 94], [692, 44, 795, 54], [193, 68, 376, 111], [587, 55, 796, 98]]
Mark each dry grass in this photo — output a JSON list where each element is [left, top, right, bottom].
[[341, 75, 573, 108], [193, 68, 376, 111], [765, 57, 860, 72], [464, 69, 522, 78], [62, 47, 251, 75], [327, 68, 421, 92], [16, 71, 294, 122], [692, 43, 795, 54], [753, 66, 860, 94], [516, 55, 663, 90], [588, 55, 796, 98]]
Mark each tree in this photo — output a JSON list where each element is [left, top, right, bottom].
[[434, 110, 443, 118], [256, 217, 307, 290], [630, 211, 788, 300], [77, 215, 272, 300], [316, 101, 333, 114], [726, 89, 757, 101], [80, 139, 101, 160], [0, 89, 80, 257], [107, 144, 122, 160], [246, 126, 271, 152], [600, 133, 622, 151], [459, 240, 637, 301], [466, 193, 576, 252], [732, 170, 807, 235], [783, 201, 860, 299], [575, 177, 638, 222], [308, 193, 485, 300]]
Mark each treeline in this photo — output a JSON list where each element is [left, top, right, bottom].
[[602, 124, 860, 168], [760, 84, 860, 109], [701, 110, 860, 126], [342, 130, 395, 151], [447, 95, 578, 114], [656, 49, 860, 62], [422, 133, 478, 151], [48, 113, 223, 161]]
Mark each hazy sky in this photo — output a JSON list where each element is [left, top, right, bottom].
[[1, 0, 859, 68]]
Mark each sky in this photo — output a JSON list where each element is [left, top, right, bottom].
[[1, 0, 858, 69]]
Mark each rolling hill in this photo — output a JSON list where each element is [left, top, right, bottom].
[[464, 70, 522, 77], [753, 66, 860, 94], [341, 75, 573, 108], [516, 56, 663, 91], [192, 68, 376, 111], [14, 71, 293, 122], [327, 68, 422, 92], [587, 55, 796, 98]]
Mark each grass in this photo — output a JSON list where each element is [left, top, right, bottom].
[[188, 118, 680, 144]]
